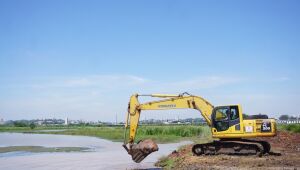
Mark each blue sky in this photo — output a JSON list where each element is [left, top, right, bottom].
[[0, 0, 299, 121]]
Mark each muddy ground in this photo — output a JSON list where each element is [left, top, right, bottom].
[[156, 131, 300, 169]]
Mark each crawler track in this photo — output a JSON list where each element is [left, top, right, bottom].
[[192, 139, 273, 156]]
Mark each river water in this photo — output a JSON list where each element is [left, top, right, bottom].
[[0, 133, 190, 170]]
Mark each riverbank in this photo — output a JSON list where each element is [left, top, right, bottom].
[[0, 125, 211, 143]]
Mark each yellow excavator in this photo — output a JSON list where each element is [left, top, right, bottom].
[[123, 93, 277, 163]]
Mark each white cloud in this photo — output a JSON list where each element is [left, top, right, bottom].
[[131, 76, 242, 96], [1, 74, 296, 121], [275, 77, 290, 82], [164, 76, 240, 90], [31, 74, 148, 89], [2, 74, 242, 120]]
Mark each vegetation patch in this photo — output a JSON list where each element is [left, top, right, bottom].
[[278, 124, 300, 133], [36, 125, 211, 143], [0, 125, 71, 132], [155, 156, 175, 169], [0, 146, 90, 153], [0, 125, 211, 143]]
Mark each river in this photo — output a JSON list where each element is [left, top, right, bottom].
[[0, 133, 190, 170]]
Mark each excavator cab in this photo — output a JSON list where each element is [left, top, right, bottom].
[[211, 105, 241, 133], [211, 104, 276, 139]]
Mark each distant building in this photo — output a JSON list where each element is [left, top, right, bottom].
[[65, 117, 69, 125], [37, 120, 43, 125]]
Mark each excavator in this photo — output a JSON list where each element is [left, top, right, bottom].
[[122, 93, 277, 163]]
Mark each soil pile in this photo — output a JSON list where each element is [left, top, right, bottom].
[[156, 131, 300, 169]]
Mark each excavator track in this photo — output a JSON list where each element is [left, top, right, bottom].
[[192, 139, 273, 157]]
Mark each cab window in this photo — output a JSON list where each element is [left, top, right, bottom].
[[215, 108, 229, 121], [230, 107, 239, 120], [214, 107, 230, 131]]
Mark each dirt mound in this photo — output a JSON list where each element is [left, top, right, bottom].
[[257, 131, 300, 152], [156, 131, 300, 169]]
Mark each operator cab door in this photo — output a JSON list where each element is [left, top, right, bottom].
[[212, 105, 241, 133]]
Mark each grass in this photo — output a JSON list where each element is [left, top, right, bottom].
[[278, 124, 300, 133], [38, 125, 211, 143], [35, 126, 125, 141], [135, 125, 211, 143], [155, 156, 175, 169], [0, 146, 89, 153], [0, 125, 211, 143], [155, 146, 188, 170], [0, 125, 71, 132], [137, 125, 205, 137]]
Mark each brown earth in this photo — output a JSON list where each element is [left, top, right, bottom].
[[156, 131, 300, 169]]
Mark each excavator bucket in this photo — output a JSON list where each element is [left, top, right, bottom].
[[123, 139, 158, 163]]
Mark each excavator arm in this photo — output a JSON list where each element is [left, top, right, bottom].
[[123, 93, 214, 162]]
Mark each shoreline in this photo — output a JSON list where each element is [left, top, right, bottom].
[[0, 125, 210, 144]]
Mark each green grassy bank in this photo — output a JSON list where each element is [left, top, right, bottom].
[[278, 124, 300, 133], [0, 125, 211, 143], [0, 146, 89, 153]]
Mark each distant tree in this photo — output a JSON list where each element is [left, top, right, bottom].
[[279, 114, 289, 120], [29, 122, 36, 129], [243, 113, 250, 119], [13, 121, 28, 127], [289, 116, 297, 120]]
